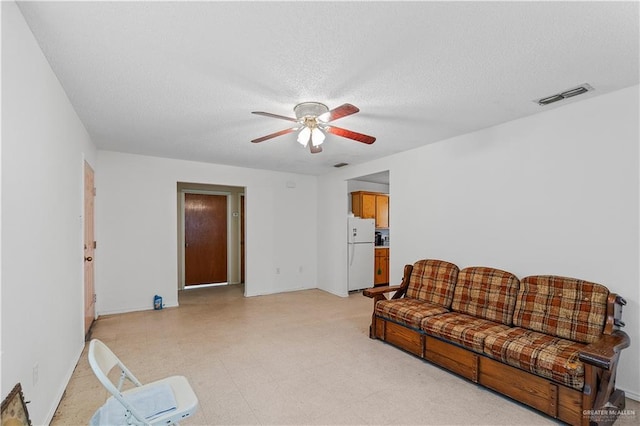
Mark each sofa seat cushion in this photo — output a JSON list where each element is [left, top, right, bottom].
[[513, 275, 609, 344], [451, 266, 520, 325], [421, 312, 512, 353], [484, 327, 586, 390], [405, 259, 459, 308], [376, 298, 449, 329]]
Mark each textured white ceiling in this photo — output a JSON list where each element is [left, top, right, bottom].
[[16, 1, 639, 175]]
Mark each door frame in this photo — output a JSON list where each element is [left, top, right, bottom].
[[179, 189, 232, 289], [240, 193, 245, 284]]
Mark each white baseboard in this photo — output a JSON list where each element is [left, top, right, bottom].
[[320, 287, 348, 298], [624, 389, 640, 402], [245, 285, 315, 297], [97, 302, 179, 316]]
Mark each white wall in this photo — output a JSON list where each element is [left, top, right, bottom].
[[95, 151, 318, 314], [317, 86, 639, 398], [1, 2, 97, 424]]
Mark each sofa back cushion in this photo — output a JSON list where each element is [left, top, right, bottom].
[[513, 275, 609, 344], [451, 267, 520, 325], [405, 259, 459, 307]]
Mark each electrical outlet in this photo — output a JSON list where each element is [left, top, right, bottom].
[[276, 267, 280, 274], [299, 266, 303, 273], [33, 362, 39, 386]]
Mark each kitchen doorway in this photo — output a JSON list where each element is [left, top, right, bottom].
[[177, 183, 245, 289], [347, 171, 390, 219], [347, 171, 391, 291]]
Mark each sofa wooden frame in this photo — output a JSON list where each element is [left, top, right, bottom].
[[363, 264, 630, 426]]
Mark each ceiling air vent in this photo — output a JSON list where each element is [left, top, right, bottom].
[[535, 83, 594, 106]]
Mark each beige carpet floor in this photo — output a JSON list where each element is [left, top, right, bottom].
[[52, 284, 638, 425]]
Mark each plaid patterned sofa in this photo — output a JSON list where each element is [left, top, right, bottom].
[[363, 259, 629, 426]]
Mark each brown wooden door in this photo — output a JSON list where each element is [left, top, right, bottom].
[[84, 162, 95, 337], [185, 193, 227, 286]]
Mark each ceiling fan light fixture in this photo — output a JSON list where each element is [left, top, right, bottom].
[[311, 128, 325, 146], [297, 127, 311, 146]]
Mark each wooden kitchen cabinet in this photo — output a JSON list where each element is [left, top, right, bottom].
[[374, 247, 389, 286], [375, 195, 389, 228], [351, 191, 389, 228]]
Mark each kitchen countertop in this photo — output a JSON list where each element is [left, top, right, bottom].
[[375, 245, 390, 249]]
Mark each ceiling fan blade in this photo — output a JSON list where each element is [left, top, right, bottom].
[[251, 127, 298, 143], [310, 144, 323, 154], [252, 111, 298, 122], [319, 103, 359, 122], [324, 125, 376, 144]]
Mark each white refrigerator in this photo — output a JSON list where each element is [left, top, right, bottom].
[[347, 217, 375, 291]]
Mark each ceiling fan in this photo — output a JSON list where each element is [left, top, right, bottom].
[[251, 102, 376, 154]]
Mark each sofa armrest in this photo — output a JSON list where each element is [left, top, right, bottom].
[[604, 293, 627, 334], [363, 264, 414, 300], [578, 330, 630, 370], [362, 285, 402, 298]]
